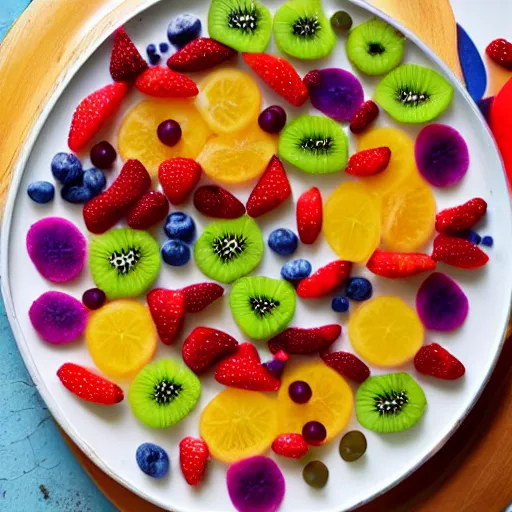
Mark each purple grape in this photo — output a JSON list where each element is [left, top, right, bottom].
[[157, 120, 182, 146], [90, 141, 117, 169], [262, 358, 287, 379], [288, 380, 312, 404], [258, 106, 287, 133], [302, 421, 327, 446], [82, 288, 106, 310]]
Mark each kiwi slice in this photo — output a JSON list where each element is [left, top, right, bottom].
[[208, 0, 272, 53], [274, 0, 336, 60], [230, 276, 296, 340], [278, 115, 348, 174], [194, 215, 264, 284], [374, 64, 454, 123], [346, 18, 405, 76], [356, 372, 427, 433], [89, 228, 160, 300]]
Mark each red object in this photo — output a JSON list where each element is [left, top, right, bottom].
[[345, 147, 391, 176], [179, 437, 210, 486], [146, 289, 186, 345], [297, 260, 352, 298], [83, 159, 151, 233], [182, 327, 239, 374], [349, 100, 379, 134], [193, 185, 246, 219], [414, 343, 465, 380], [243, 53, 309, 107], [181, 283, 224, 313], [57, 363, 124, 405], [367, 249, 437, 278], [126, 191, 169, 229], [296, 187, 322, 244], [167, 37, 236, 72], [109, 27, 148, 82], [135, 66, 198, 98], [303, 70, 322, 89], [435, 198, 488, 234], [68, 82, 128, 152], [215, 342, 281, 392], [158, 158, 202, 205], [246, 155, 291, 218], [486, 38, 512, 71], [271, 433, 309, 459], [268, 325, 341, 355], [321, 351, 370, 383], [432, 234, 489, 269]]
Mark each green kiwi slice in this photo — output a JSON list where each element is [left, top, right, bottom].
[[346, 18, 405, 75], [129, 359, 201, 428], [194, 216, 264, 284], [356, 372, 427, 433], [278, 115, 348, 174], [230, 276, 296, 340], [208, 0, 272, 53], [374, 64, 454, 123], [88, 228, 160, 300], [274, 0, 336, 60]]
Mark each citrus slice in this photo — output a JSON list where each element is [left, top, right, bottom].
[[196, 69, 261, 134], [199, 388, 277, 463], [277, 360, 353, 443], [86, 300, 157, 379], [118, 99, 212, 177], [323, 181, 381, 262], [349, 296, 424, 367]]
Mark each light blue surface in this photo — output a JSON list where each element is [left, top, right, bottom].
[[0, 2, 116, 511]]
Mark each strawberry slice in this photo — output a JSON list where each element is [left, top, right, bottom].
[[345, 147, 391, 176], [181, 283, 224, 313], [167, 37, 236, 72], [179, 437, 210, 486], [147, 289, 186, 345], [268, 325, 341, 355], [296, 187, 322, 244], [109, 27, 148, 82], [135, 66, 198, 98], [297, 260, 352, 298], [193, 185, 246, 219], [126, 191, 169, 230], [367, 249, 437, 279], [158, 158, 202, 205], [349, 100, 379, 133], [271, 433, 308, 459], [321, 352, 370, 383], [414, 343, 465, 380], [486, 38, 512, 71], [435, 197, 487, 234], [432, 234, 489, 269]]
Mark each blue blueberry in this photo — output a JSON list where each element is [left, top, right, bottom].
[[159, 42, 169, 53], [331, 296, 349, 313], [481, 235, 494, 247], [167, 14, 202, 48], [136, 443, 169, 479], [146, 43, 157, 56], [83, 168, 106, 196], [51, 152, 83, 185], [161, 239, 191, 266], [149, 53, 161, 65], [61, 184, 93, 204], [164, 212, 195, 242], [268, 228, 298, 256], [281, 259, 312, 282], [466, 229, 481, 245], [27, 181, 55, 204], [346, 277, 373, 302]]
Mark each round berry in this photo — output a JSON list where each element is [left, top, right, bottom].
[[90, 141, 116, 169], [331, 10, 353, 32], [161, 239, 191, 266], [331, 296, 349, 313], [149, 53, 161, 66], [339, 431, 367, 462], [167, 14, 202, 48], [303, 461, 329, 489], [164, 212, 195, 242], [281, 259, 312, 282], [27, 181, 55, 204], [82, 288, 106, 310], [61, 184, 93, 204], [302, 421, 327, 446], [466, 230, 482, 245], [481, 235, 494, 247], [346, 277, 373, 301], [136, 443, 169, 479], [159, 42, 169, 53], [157, 120, 182, 146], [258, 106, 287, 133], [288, 381, 312, 404], [146, 43, 157, 55], [51, 152, 83, 185], [83, 168, 107, 196], [268, 228, 298, 256]]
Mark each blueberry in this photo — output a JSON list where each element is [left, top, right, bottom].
[[466, 229, 482, 245], [146, 43, 157, 56], [167, 14, 202, 48], [331, 296, 349, 313], [51, 152, 83, 185], [268, 228, 298, 256], [27, 181, 55, 204], [61, 184, 93, 204], [149, 53, 161, 65], [346, 277, 373, 302], [159, 42, 169, 53], [281, 259, 312, 282], [83, 168, 106, 196], [164, 212, 195, 242], [136, 443, 169, 479], [481, 235, 494, 247], [161, 239, 191, 266]]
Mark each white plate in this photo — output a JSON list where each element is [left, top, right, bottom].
[[2, 0, 512, 511]]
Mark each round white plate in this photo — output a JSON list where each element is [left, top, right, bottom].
[[2, 0, 512, 510]]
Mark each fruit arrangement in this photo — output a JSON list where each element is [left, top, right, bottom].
[[23, 2, 497, 511]]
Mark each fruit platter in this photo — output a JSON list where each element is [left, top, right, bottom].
[[2, 0, 512, 511]]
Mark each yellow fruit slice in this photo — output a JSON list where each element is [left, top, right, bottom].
[[86, 300, 157, 379], [200, 388, 277, 463], [118, 99, 212, 177], [323, 181, 381, 262], [349, 296, 424, 367], [197, 126, 277, 184], [196, 69, 261, 134], [277, 361, 353, 443]]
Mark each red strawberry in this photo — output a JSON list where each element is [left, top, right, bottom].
[[432, 234, 489, 269], [243, 53, 309, 107], [68, 82, 129, 152], [271, 433, 308, 459], [147, 289, 186, 345], [126, 191, 169, 229], [486, 38, 512, 71], [158, 158, 202, 205], [414, 343, 465, 380], [57, 363, 124, 405], [179, 437, 210, 486], [435, 197, 487, 234], [181, 283, 224, 313], [346, 147, 391, 176], [268, 325, 341, 355], [349, 100, 379, 133], [182, 327, 239, 374], [109, 27, 148, 82], [246, 156, 291, 218], [321, 352, 370, 383], [303, 70, 322, 89], [296, 187, 322, 244], [367, 249, 437, 279], [167, 37, 236, 72], [135, 66, 198, 98], [193, 185, 246, 219], [215, 342, 281, 392], [297, 260, 352, 299], [83, 159, 151, 233]]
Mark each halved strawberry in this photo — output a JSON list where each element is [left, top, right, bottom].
[[435, 198, 487, 234], [109, 27, 148, 82], [321, 352, 370, 383], [167, 38, 236, 72], [181, 283, 224, 313], [432, 234, 489, 269], [146, 289, 186, 345], [367, 249, 437, 279], [268, 325, 341, 355], [193, 185, 246, 219], [414, 343, 465, 380], [349, 100, 379, 133], [345, 147, 391, 177], [158, 158, 202, 205], [296, 187, 322, 244], [135, 66, 198, 98], [179, 437, 210, 486], [486, 38, 512, 71], [271, 433, 308, 459], [297, 260, 352, 298], [126, 191, 169, 230]]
